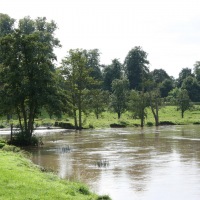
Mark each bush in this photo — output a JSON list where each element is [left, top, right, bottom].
[[0, 124, 5, 128], [159, 121, 176, 125], [97, 195, 112, 200], [146, 122, 153, 126], [0, 143, 5, 148], [78, 185, 90, 195], [2, 145, 21, 152], [10, 131, 40, 146]]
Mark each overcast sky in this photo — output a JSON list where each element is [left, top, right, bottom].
[[1, 0, 200, 78]]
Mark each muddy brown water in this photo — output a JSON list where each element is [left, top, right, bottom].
[[4, 125, 200, 200]]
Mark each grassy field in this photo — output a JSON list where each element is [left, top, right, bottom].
[[0, 148, 110, 200], [1, 105, 200, 129], [69, 105, 200, 128]]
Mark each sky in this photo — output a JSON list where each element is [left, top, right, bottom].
[[1, 0, 200, 78]]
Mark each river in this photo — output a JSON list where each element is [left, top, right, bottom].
[[2, 125, 200, 199]]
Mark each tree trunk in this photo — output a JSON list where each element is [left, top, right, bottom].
[[21, 101, 27, 133], [10, 124, 13, 144], [149, 93, 159, 126], [17, 107, 23, 132], [118, 112, 121, 119], [78, 92, 82, 130], [78, 107, 82, 130], [182, 110, 184, 118], [141, 115, 144, 127], [73, 109, 78, 129]]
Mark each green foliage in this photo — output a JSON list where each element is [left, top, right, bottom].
[[61, 49, 100, 129], [177, 67, 193, 87], [128, 90, 148, 127], [194, 61, 200, 82], [2, 145, 21, 152], [176, 89, 191, 118], [151, 69, 170, 84], [86, 89, 109, 119], [109, 78, 129, 119], [78, 185, 90, 195], [146, 122, 154, 126], [0, 13, 15, 37], [102, 59, 122, 91], [0, 15, 61, 144], [10, 131, 40, 146], [97, 195, 112, 200], [0, 143, 5, 148], [124, 46, 149, 90], [181, 76, 200, 102], [159, 78, 174, 98]]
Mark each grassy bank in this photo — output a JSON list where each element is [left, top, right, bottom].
[[0, 149, 109, 200], [1, 105, 200, 129], [72, 105, 200, 128]]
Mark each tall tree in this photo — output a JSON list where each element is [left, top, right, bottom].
[[0, 16, 60, 144], [151, 69, 170, 84], [181, 76, 200, 102], [0, 13, 15, 37], [85, 49, 102, 82], [109, 78, 129, 119], [124, 46, 149, 90], [61, 49, 99, 129], [103, 59, 122, 91], [159, 78, 174, 98], [177, 67, 193, 87]]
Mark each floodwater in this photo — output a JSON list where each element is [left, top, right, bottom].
[[5, 125, 200, 199]]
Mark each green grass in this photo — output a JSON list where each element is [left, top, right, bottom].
[[0, 150, 105, 200], [2, 105, 200, 129], [75, 105, 200, 128]]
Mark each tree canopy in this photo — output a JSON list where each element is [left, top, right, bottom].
[[0, 15, 60, 144]]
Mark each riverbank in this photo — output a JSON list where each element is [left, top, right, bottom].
[[0, 149, 110, 200], [1, 105, 200, 130]]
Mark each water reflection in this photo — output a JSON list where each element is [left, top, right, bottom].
[[26, 125, 200, 200]]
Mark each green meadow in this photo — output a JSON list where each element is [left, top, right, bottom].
[[1, 105, 200, 129]]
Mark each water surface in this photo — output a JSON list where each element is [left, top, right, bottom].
[[23, 126, 200, 199]]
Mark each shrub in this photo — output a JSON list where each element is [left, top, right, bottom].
[[2, 145, 21, 152], [10, 131, 40, 146], [97, 195, 112, 200], [0, 143, 5, 148], [146, 122, 153, 126], [0, 124, 5, 128], [78, 185, 90, 195]]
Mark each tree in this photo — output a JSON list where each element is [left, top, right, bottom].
[[193, 61, 200, 82], [0, 13, 15, 37], [151, 69, 170, 84], [181, 76, 200, 102], [177, 67, 193, 87], [85, 49, 103, 82], [128, 90, 148, 127], [124, 46, 149, 90], [109, 78, 129, 119], [177, 89, 191, 118], [86, 89, 109, 119], [148, 89, 162, 126], [159, 78, 174, 98], [61, 49, 99, 129], [167, 88, 191, 118], [103, 59, 122, 91], [0, 16, 60, 144]]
